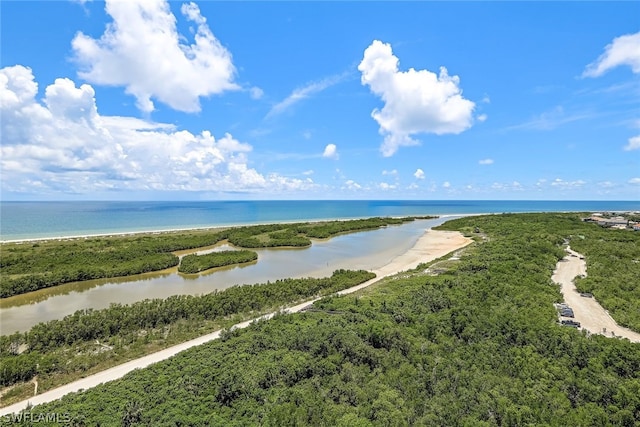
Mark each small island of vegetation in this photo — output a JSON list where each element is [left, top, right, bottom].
[[177, 250, 258, 274], [0, 216, 429, 298]]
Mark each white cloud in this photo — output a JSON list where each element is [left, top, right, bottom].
[[413, 168, 425, 179], [583, 32, 640, 77], [249, 87, 264, 100], [1, 66, 314, 195], [382, 169, 398, 176], [477, 114, 488, 123], [490, 181, 523, 192], [550, 178, 587, 190], [71, 0, 238, 113], [629, 178, 640, 185], [598, 181, 616, 188], [302, 170, 314, 176], [478, 158, 494, 165], [442, 181, 451, 188], [378, 182, 396, 190], [266, 72, 348, 118], [507, 106, 596, 131], [322, 143, 339, 159], [624, 135, 640, 151], [358, 40, 476, 157], [343, 180, 361, 190]]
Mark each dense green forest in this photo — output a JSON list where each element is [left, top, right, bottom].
[[10, 213, 639, 426], [0, 270, 374, 404], [177, 250, 258, 274], [0, 216, 422, 298], [441, 213, 640, 332]]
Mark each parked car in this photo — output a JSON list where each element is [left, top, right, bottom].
[[579, 292, 593, 298], [561, 320, 581, 327]]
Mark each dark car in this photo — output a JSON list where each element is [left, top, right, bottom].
[[561, 320, 581, 327]]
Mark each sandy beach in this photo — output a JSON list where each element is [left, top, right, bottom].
[[0, 228, 472, 415], [1, 214, 464, 244]]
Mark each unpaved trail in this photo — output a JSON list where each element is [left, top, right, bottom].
[[0, 229, 472, 416], [553, 246, 640, 343]]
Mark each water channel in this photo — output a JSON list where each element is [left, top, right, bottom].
[[0, 218, 452, 334]]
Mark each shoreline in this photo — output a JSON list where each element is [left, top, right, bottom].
[[9, 207, 636, 244], [0, 214, 464, 244], [0, 228, 473, 415]]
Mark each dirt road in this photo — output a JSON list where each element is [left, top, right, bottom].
[[0, 229, 472, 416], [552, 247, 640, 343]]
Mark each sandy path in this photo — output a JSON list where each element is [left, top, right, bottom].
[[553, 247, 640, 343], [0, 229, 472, 415]]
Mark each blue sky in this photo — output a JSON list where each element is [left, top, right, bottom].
[[1, 1, 639, 201]]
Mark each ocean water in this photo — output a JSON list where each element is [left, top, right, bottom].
[[2, 200, 639, 241]]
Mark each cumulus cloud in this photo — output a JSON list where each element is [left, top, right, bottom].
[[550, 178, 586, 190], [629, 178, 640, 185], [442, 181, 451, 188], [0, 66, 313, 195], [382, 169, 398, 176], [490, 181, 523, 191], [624, 135, 640, 151], [478, 158, 494, 165], [71, 0, 238, 112], [343, 180, 362, 190], [358, 40, 476, 156], [378, 182, 396, 190], [413, 168, 425, 179], [322, 143, 339, 159], [583, 32, 640, 77]]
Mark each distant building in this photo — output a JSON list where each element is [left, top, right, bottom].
[[597, 217, 628, 228]]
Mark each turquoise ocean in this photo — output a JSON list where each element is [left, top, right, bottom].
[[2, 200, 639, 241]]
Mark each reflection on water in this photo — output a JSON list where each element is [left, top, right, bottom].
[[0, 218, 448, 334], [0, 269, 177, 308]]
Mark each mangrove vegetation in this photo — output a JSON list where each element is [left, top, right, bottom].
[[0, 216, 424, 298], [0, 269, 375, 403], [6, 213, 640, 425], [177, 250, 258, 274]]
